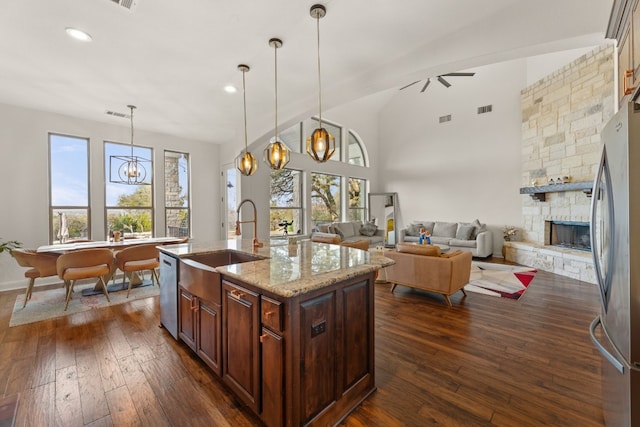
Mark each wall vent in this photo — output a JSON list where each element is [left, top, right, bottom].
[[105, 110, 130, 119], [110, 0, 137, 11], [477, 105, 493, 114], [439, 114, 452, 123]]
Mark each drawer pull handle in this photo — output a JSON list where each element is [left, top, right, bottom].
[[191, 296, 198, 311], [624, 69, 636, 95], [259, 333, 268, 343], [230, 290, 245, 300], [163, 259, 172, 266], [264, 311, 274, 318]]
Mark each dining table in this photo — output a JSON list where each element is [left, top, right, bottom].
[[36, 236, 186, 295]]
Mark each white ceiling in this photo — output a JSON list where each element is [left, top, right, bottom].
[[0, 0, 613, 145]]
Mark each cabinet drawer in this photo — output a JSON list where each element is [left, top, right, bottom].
[[261, 296, 283, 332]]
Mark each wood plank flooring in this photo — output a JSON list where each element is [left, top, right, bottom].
[[0, 260, 605, 426]]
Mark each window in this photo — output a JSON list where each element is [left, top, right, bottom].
[[270, 169, 303, 237], [348, 131, 367, 166], [165, 151, 190, 238], [49, 134, 90, 243], [279, 122, 302, 153], [311, 172, 341, 225], [105, 142, 154, 238], [303, 117, 342, 161], [348, 177, 367, 221]]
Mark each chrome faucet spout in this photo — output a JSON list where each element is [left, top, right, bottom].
[[236, 199, 263, 248]]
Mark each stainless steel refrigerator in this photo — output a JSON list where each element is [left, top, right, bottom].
[[590, 101, 640, 427]]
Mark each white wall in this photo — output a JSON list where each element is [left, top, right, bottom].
[[378, 60, 527, 255], [0, 103, 220, 291]]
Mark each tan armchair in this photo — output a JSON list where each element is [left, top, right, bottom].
[[12, 249, 60, 307], [115, 244, 160, 298], [384, 243, 472, 306]]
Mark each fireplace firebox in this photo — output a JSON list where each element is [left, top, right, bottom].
[[548, 221, 591, 251]]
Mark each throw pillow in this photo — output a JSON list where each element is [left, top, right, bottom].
[[406, 223, 423, 236], [470, 219, 487, 239], [359, 222, 377, 237], [316, 223, 330, 233], [433, 222, 458, 238], [330, 225, 345, 240], [456, 225, 474, 240]]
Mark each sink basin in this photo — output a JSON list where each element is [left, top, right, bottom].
[[182, 250, 265, 269]]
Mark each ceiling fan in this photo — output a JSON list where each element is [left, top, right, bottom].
[[400, 72, 476, 93]]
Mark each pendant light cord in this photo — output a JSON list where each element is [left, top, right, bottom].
[[274, 43, 279, 137], [129, 105, 135, 157], [316, 14, 322, 128], [242, 69, 248, 154]]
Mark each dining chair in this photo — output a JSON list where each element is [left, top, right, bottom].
[[57, 248, 114, 310], [114, 244, 160, 298], [12, 249, 60, 307]]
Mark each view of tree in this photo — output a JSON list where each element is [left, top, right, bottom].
[[107, 185, 153, 234], [311, 173, 340, 223], [118, 185, 151, 207]]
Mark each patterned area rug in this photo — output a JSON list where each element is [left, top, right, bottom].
[[9, 281, 159, 327], [464, 261, 537, 300]]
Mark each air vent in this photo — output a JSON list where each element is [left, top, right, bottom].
[[110, 0, 137, 11], [439, 114, 452, 123], [105, 110, 130, 119], [477, 105, 493, 114]]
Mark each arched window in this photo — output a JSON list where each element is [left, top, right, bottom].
[[347, 130, 367, 167]]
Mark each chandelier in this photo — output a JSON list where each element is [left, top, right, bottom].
[[109, 105, 151, 185]]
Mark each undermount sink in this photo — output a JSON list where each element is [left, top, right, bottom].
[[181, 250, 266, 269]]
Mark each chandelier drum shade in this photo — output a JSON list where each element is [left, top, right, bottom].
[[235, 64, 258, 176], [306, 4, 335, 163], [264, 38, 290, 170], [109, 105, 151, 185]]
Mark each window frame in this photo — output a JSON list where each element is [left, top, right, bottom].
[[269, 168, 304, 237], [164, 150, 191, 239], [310, 171, 343, 225], [48, 133, 91, 244], [348, 177, 368, 222], [104, 140, 155, 238]]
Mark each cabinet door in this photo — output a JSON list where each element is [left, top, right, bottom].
[[222, 281, 260, 412], [197, 300, 222, 376], [178, 287, 196, 351], [261, 328, 284, 427], [619, 26, 633, 104]]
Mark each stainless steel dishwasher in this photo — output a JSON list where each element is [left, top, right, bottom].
[[159, 252, 179, 339]]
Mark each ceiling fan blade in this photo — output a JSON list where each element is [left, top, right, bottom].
[[420, 78, 431, 93], [437, 76, 451, 88], [441, 72, 475, 77], [399, 80, 421, 90]]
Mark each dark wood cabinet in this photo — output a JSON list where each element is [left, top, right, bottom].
[[178, 287, 196, 350], [177, 260, 376, 427], [222, 280, 260, 413]]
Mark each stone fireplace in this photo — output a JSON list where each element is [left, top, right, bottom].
[[504, 44, 615, 285]]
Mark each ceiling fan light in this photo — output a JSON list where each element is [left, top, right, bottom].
[[264, 137, 290, 170], [306, 127, 335, 162], [236, 151, 258, 176]]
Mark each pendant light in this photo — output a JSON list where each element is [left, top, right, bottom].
[[235, 64, 258, 176], [109, 105, 151, 185], [306, 4, 335, 163], [264, 38, 290, 170]]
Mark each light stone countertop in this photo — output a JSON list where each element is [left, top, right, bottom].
[[159, 239, 395, 298]]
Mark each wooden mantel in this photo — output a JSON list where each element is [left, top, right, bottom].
[[519, 181, 593, 202]]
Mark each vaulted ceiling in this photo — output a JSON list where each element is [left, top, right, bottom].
[[0, 0, 612, 145]]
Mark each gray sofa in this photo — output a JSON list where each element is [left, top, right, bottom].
[[399, 219, 493, 257], [313, 221, 385, 246]]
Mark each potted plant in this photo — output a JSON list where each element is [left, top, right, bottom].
[[0, 238, 21, 256]]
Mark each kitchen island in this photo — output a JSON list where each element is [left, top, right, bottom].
[[158, 239, 393, 427]]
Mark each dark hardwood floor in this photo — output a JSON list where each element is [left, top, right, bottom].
[[0, 259, 605, 426]]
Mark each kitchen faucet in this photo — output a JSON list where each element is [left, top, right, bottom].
[[235, 199, 263, 248]]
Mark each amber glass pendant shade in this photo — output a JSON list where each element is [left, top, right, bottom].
[[306, 127, 335, 162], [264, 137, 290, 170], [235, 151, 258, 176]]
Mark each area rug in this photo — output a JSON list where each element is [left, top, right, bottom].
[[464, 261, 537, 300], [9, 281, 159, 327]]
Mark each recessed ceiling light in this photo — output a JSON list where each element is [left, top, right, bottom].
[[65, 27, 93, 42], [224, 85, 237, 94]]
